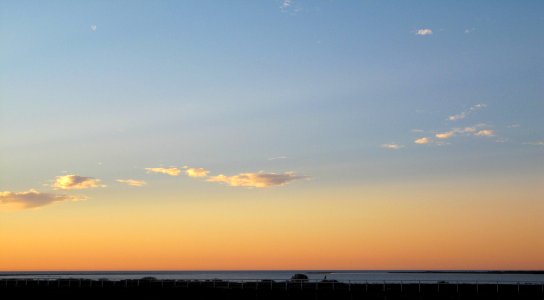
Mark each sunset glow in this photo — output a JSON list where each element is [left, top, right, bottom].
[[1, 1, 543, 271]]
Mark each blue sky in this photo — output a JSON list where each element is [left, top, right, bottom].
[[2, 0, 543, 190]]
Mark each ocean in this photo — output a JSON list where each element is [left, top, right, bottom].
[[1, 271, 543, 284]]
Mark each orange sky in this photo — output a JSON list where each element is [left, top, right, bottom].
[[2, 180, 543, 271]]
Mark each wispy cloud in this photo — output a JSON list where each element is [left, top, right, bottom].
[[185, 167, 210, 178], [448, 103, 486, 121], [381, 143, 404, 150], [414, 137, 431, 145], [0, 189, 85, 209], [116, 179, 146, 187], [52, 175, 104, 190], [464, 28, 475, 34], [474, 129, 495, 137], [435, 127, 477, 139], [207, 172, 306, 188], [281, 0, 292, 9], [145, 167, 181, 176], [416, 28, 433, 36], [90, 24, 97, 32], [268, 156, 288, 161], [526, 141, 544, 146]]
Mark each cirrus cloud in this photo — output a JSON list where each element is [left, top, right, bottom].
[[52, 175, 104, 190], [381, 143, 404, 150], [448, 104, 487, 121], [207, 172, 306, 188], [116, 179, 146, 187], [0, 189, 85, 209]]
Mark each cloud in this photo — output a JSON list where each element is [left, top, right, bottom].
[[381, 144, 404, 150], [207, 172, 306, 188], [116, 179, 146, 187], [434, 126, 494, 140], [145, 167, 181, 176], [416, 28, 433, 36], [91, 25, 97, 32], [474, 129, 495, 137], [526, 141, 544, 146], [281, 0, 292, 9], [52, 175, 104, 190], [0, 189, 85, 209], [448, 103, 487, 121], [268, 156, 288, 160], [185, 167, 210, 178], [464, 28, 475, 34], [414, 137, 431, 145], [435, 131, 455, 139]]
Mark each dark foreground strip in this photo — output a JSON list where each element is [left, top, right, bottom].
[[1, 280, 543, 300]]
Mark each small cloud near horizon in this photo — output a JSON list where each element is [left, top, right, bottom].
[[207, 172, 307, 188], [145, 167, 181, 176], [185, 167, 210, 178], [116, 179, 146, 187], [0, 189, 85, 209], [52, 175, 104, 190]]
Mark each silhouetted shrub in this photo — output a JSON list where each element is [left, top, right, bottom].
[[290, 274, 309, 282]]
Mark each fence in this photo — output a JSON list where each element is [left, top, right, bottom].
[[2, 277, 544, 294]]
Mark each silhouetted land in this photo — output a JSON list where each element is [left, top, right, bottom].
[[2, 278, 544, 299]]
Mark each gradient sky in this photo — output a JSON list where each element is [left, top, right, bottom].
[[1, 0, 543, 271]]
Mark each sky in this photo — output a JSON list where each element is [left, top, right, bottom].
[[1, 0, 543, 271]]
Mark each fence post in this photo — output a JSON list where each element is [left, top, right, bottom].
[[496, 281, 499, 293], [348, 280, 351, 292], [418, 281, 420, 293], [517, 282, 519, 294], [400, 281, 403, 293]]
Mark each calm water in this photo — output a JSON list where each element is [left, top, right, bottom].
[[1, 271, 543, 283]]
